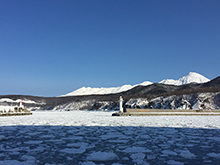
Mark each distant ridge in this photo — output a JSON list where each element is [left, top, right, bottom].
[[61, 72, 210, 97]]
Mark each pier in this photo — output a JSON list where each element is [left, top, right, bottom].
[[0, 112, 32, 117], [121, 108, 220, 116]]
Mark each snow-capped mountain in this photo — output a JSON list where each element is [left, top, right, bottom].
[[61, 72, 210, 97], [62, 81, 153, 97], [159, 72, 210, 85]]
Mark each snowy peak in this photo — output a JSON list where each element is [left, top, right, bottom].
[[139, 81, 153, 86], [159, 72, 210, 85], [179, 72, 210, 84]]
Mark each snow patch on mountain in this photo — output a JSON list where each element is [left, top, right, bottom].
[[125, 92, 220, 110], [159, 72, 210, 85]]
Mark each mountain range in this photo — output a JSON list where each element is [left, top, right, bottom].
[[0, 72, 219, 111], [62, 72, 210, 96]]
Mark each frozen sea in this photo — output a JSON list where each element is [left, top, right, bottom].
[[0, 111, 220, 165]]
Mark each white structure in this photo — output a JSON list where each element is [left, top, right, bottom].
[[19, 99, 24, 108], [119, 96, 123, 113]]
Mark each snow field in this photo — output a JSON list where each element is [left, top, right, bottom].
[[0, 111, 220, 128], [0, 111, 220, 164]]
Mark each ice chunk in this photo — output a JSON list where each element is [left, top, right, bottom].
[[87, 151, 119, 161], [162, 150, 178, 156], [207, 152, 220, 158], [130, 153, 145, 160], [79, 161, 96, 165], [0, 135, 5, 141], [122, 146, 151, 153], [40, 134, 55, 138], [179, 150, 196, 159], [62, 136, 83, 140], [24, 140, 43, 144], [66, 142, 88, 147], [147, 154, 156, 160], [167, 160, 184, 165], [21, 155, 36, 164], [60, 148, 86, 154], [100, 133, 126, 139], [108, 140, 129, 143], [208, 137, 220, 142], [122, 157, 129, 160], [0, 160, 30, 165], [130, 153, 147, 164]]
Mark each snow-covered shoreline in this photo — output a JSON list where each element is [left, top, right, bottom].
[[0, 111, 220, 128]]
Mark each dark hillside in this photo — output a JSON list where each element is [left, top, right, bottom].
[[201, 76, 220, 87]]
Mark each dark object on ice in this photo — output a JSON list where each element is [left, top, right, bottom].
[[112, 112, 120, 116]]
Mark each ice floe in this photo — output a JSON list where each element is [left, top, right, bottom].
[[87, 151, 119, 161], [0, 135, 5, 141]]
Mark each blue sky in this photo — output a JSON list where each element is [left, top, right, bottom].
[[1, 0, 219, 97]]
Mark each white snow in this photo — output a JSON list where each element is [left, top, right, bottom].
[[159, 72, 210, 85], [61, 72, 209, 96], [62, 85, 134, 96], [61, 82, 153, 97], [0, 105, 15, 112], [0, 111, 219, 128], [138, 81, 153, 86], [0, 98, 45, 112], [61, 81, 153, 96], [0, 111, 220, 164], [0, 98, 43, 104]]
